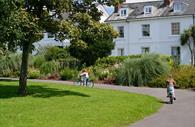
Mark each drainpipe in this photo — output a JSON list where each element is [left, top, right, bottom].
[[193, 12, 195, 66]]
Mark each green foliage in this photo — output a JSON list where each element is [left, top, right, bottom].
[[44, 46, 71, 61], [65, 13, 118, 66], [59, 58, 80, 69], [180, 25, 195, 65], [0, 53, 21, 77], [28, 68, 41, 79], [32, 55, 46, 68], [42, 46, 80, 69], [40, 61, 60, 74], [116, 54, 170, 86], [95, 55, 141, 66], [60, 68, 78, 80], [149, 65, 195, 88]]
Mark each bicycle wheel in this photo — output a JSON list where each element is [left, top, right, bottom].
[[74, 80, 82, 86], [87, 80, 94, 88]]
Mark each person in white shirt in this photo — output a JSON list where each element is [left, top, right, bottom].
[[166, 74, 176, 100], [80, 70, 89, 85]]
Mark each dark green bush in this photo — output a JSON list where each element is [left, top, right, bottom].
[[116, 54, 170, 86], [44, 46, 71, 61], [148, 65, 195, 88], [60, 68, 78, 80]]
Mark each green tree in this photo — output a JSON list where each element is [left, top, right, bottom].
[[0, 0, 72, 95], [0, 0, 119, 95], [180, 25, 195, 66], [60, 13, 118, 66]]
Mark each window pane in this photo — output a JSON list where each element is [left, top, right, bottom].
[[171, 47, 180, 64], [142, 24, 150, 36], [142, 47, 150, 53], [118, 26, 124, 38], [171, 22, 180, 35], [118, 48, 124, 56]]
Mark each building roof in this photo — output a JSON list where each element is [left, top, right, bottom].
[[106, 0, 195, 22]]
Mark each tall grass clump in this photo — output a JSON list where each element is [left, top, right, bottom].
[[40, 60, 60, 74], [116, 54, 171, 86], [0, 53, 22, 77]]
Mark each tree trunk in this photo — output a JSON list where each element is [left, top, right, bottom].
[[18, 42, 31, 96], [193, 41, 195, 66], [187, 41, 194, 66]]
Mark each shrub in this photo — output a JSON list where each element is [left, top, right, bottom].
[[148, 65, 195, 88], [33, 55, 46, 68], [44, 46, 71, 61], [116, 54, 170, 86], [28, 68, 41, 79], [60, 68, 78, 80], [95, 55, 141, 67], [0, 53, 21, 77], [59, 58, 80, 69], [40, 61, 60, 74]]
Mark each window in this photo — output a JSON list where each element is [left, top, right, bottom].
[[144, 6, 152, 14], [117, 48, 124, 56], [120, 8, 128, 16], [142, 47, 150, 54], [171, 47, 180, 64], [173, 2, 183, 12], [118, 26, 124, 38], [171, 22, 180, 35], [142, 24, 150, 37]]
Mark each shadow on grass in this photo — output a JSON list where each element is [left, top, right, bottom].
[[159, 100, 173, 104], [0, 78, 18, 82], [0, 83, 90, 99]]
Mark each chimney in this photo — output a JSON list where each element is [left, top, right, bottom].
[[164, 0, 173, 6], [114, 2, 121, 13]]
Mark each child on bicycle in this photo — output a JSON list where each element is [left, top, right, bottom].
[[166, 74, 176, 100], [80, 69, 89, 85]]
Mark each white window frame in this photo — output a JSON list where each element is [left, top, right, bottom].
[[144, 6, 152, 14], [118, 26, 124, 38], [142, 24, 150, 37], [173, 2, 183, 12], [171, 22, 180, 35], [120, 8, 128, 17], [171, 47, 180, 64]]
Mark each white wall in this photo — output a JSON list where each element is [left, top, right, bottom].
[[111, 15, 194, 64], [111, 21, 129, 56]]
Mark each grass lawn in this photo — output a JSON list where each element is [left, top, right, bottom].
[[0, 80, 162, 127]]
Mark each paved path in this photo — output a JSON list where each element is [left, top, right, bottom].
[[1, 78, 195, 127]]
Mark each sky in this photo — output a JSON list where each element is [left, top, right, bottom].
[[104, 6, 114, 15]]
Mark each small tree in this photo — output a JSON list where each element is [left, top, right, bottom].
[[0, 0, 72, 95], [180, 25, 195, 66]]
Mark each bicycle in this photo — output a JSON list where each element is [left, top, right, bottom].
[[74, 76, 94, 88]]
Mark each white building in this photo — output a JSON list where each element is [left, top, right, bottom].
[[34, 3, 110, 51], [106, 0, 195, 64]]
